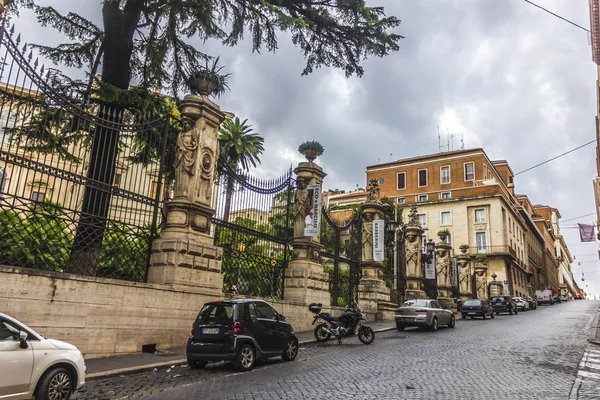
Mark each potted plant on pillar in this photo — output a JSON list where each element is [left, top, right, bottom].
[[475, 253, 487, 267], [298, 140, 325, 162], [459, 244, 470, 254], [437, 229, 450, 242], [187, 56, 231, 97]]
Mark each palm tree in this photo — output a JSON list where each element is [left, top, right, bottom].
[[218, 117, 265, 222]]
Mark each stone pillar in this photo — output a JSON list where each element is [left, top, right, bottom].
[[147, 94, 225, 294], [457, 246, 472, 299], [284, 159, 330, 305], [404, 205, 426, 300], [435, 234, 454, 310], [489, 273, 503, 297], [357, 180, 395, 320]]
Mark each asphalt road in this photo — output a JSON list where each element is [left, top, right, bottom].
[[74, 300, 600, 400]]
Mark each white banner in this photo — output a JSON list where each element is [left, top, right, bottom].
[[450, 258, 458, 287], [373, 220, 385, 262], [304, 184, 322, 236], [425, 256, 436, 280]]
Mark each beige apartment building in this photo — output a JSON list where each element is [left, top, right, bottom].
[[364, 148, 562, 297]]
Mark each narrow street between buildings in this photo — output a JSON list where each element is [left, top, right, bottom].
[[74, 300, 599, 400]]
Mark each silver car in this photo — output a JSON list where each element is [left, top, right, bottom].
[[395, 299, 455, 332]]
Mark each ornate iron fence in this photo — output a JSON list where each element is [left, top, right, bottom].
[[321, 207, 361, 307], [0, 25, 170, 281], [213, 161, 294, 299]]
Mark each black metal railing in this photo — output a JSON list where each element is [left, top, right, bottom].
[[0, 24, 170, 281]]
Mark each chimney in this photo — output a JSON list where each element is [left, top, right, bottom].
[[507, 176, 515, 196]]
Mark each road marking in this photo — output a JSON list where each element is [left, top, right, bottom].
[[577, 370, 600, 380]]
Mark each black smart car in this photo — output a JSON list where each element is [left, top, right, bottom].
[[186, 299, 298, 371], [490, 295, 518, 315], [461, 299, 495, 319]]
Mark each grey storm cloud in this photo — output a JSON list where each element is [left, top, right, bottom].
[[14, 0, 600, 295]]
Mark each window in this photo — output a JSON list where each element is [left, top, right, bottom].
[[198, 303, 234, 324], [444, 234, 452, 245], [418, 169, 428, 187], [30, 191, 46, 202], [441, 211, 452, 225], [0, 109, 17, 144], [418, 214, 427, 227], [248, 303, 258, 320], [441, 166, 450, 184], [397, 197, 405, 204], [440, 192, 451, 199], [464, 162, 475, 181], [476, 232, 487, 251], [254, 302, 278, 320], [475, 209, 485, 222], [113, 173, 122, 187], [0, 319, 20, 341], [377, 177, 385, 185], [417, 194, 428, 202], [397, 172, 406, 190]]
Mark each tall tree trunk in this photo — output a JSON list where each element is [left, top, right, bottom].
[[223, 177, 234, 223], [66, 0, 144, 275]]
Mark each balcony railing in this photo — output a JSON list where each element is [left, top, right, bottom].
[[472, 178, 498, 187]]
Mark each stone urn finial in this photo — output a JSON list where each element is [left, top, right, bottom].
[[437, 229, 450, 242], [459, 244, 469, 254], [187, 56, 231, 97], [491, 272, 497, 281], [298, 140, 325, 163]]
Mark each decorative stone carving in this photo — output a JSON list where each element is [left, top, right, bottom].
[[458, 264, 471, 294], [475, 269, 487, 299], [362, 218, 374, 262], [293, 177, 309, 239], [435, 249, 449, 283], [405, 233, 421, 277], [174, 116, 199, 198], [365, 178, 381, 204], [406, 204, 420, 228], [474, 223, 487, 231]]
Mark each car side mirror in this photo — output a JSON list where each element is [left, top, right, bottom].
[[19, 331, 28, 349], [278, 314, 286, 322]]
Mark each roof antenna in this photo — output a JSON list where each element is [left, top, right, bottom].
[[447, 128, 450, 152], [389, 153, 393, 162], [438, 126, 441, 153], [461, 134, 465, 150]]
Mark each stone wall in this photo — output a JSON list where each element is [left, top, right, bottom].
[[0, 265, 351, 359]]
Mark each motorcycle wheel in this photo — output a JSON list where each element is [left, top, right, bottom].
[[314, 323, 332, 342], [358, 326, 375, 345]]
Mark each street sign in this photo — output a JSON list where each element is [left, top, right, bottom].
[[503, 280, 508, 285], [425, 258, 436, 280], [527, 282, 531, 287], [373, 220, 384, 262]]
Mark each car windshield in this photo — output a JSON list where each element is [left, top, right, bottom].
[[463, 300, 481, 306], [403, 300, 429, 307], [197, 303, 235, 324], [491, 297, 506, 302]]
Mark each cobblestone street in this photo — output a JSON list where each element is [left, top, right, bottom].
[[74, 300, 599, 400]]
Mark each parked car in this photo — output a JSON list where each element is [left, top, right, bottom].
[[560, 294, 568, 302], [513, 297, 530, 311], [186, 299, 298, 372], [395, 299, 455, 332], [490, 295, 518, 315], [523, 296, 538, 310], [535, 290, 554, 305], [574, 294, 583, 300], [461, 299, 495, 319], [0, 312, 86, 400]]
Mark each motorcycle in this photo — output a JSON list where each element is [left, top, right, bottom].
[[309, 302, 375, 345]]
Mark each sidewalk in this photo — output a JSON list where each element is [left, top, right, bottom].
[[588, 307, 600, 346], [85, 320, 396, 380]]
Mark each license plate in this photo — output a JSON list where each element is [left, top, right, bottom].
[[467, 312, 475, 315], [202, 328, 219, 334]]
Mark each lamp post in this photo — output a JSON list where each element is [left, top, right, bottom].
[[385, 218, 405, 304], [422, 238, 437, 299]]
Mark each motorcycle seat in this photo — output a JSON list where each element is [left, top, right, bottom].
[[319, 312, 337, 321]]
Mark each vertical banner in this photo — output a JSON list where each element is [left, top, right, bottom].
[[373, 220, 385, 262], [304, 184, 322, 237], [425, 256, 436, 280], [450, 258, 458, 288]]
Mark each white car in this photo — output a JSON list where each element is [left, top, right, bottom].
[[513, 297, 530, 311], [0, 312, 85, 400]]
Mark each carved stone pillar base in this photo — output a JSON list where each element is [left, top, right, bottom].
[[405, 277, 426, 300], [284, 239, 330, 305], [437, 296, 456, 313], [358, 263, 391, 314], [376, 301, 397, 322], [460, 291, 473, 300]]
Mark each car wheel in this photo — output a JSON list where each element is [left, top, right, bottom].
[[509, 308, 513, 315], [187, 358, 208, 369], [491, 311, 495, 319], [396, 322, 405, 331], [282, 337, 298, 361], [36, 367, 73, 400], [515, 308, 519, 314], [461, 313, 466, 319], [483, 312, 487, 320], [234, 344, 255, 372], [448, 315, 455, 328], [430, 317, 438, 332]]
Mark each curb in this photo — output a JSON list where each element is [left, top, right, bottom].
[[86, 325, 397, 381], [587, 311, 600, 346]]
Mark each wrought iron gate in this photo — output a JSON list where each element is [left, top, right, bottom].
[[320, 207, 362, 307]]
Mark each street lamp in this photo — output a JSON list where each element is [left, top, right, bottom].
[[422, 238, 437, 299]]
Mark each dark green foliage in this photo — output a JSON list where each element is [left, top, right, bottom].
[[15, 0, 402, 98], [96, 223, 152, 281], [298, 140, 324, 156]]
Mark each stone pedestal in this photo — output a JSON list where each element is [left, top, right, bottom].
[[148, 94, 225, 293], [357, 181, 396, 318], [474, 264, 489, 299], [404, 207, 426, 300], [284, 159, 331, 306], [457, 252, 472, 300], [435, 239, 453, 310]]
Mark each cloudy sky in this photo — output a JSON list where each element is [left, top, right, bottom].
[[12, 0, 600, 297]]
